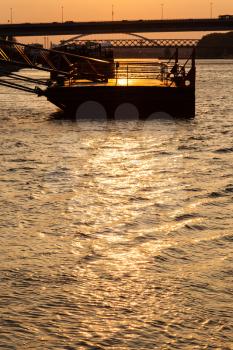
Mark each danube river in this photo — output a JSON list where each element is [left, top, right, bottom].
[[0, 60, 233, 349]]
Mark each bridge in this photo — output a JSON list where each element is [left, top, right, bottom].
[[0, 18, 233, 37], [72, 39, 199, 48]]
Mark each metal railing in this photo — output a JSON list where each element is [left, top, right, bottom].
[[0, 39, 111, 82], [112, 49, 195, 88], [114, 61, 166, 85], [0, 42, 196, 93]]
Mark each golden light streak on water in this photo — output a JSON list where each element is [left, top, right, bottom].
[[0, 61, 233, 349]]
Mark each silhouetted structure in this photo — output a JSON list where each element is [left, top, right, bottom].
[[0, 18, 232, 37]]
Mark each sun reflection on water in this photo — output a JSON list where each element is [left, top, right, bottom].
[[1, 61, 233, 349]]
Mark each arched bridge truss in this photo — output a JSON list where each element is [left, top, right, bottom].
[[61, 34, 199, 48], [71, 38, 199, 48]]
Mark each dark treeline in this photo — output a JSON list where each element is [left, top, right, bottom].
[[197, 31, 233, 58]]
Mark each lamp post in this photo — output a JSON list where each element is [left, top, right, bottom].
[[112, 4, 114, 22], [161, 3, 164, 20], [61, 5, 64, 23], [210, 2, 213, 18]]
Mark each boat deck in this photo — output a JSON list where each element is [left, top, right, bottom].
[[66, 78, 174, 88]]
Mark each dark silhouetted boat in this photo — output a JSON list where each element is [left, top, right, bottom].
[[41, 49, 196, 119], [0, 39, 196, 119]]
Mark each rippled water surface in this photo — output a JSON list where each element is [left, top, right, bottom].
[[0, 60, 233, 350]]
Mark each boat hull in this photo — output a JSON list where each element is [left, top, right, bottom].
[[44, 85, 195, 119]]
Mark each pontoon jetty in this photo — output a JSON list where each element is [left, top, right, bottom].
[[0, 39, 196, 119]]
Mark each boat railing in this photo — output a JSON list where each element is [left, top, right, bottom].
[[0, 39, 112, 83], [114, 61, 162, 83], [0, 40, 196, 91], [113, 57, 195, 88]]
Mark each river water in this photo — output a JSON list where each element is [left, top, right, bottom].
[[0, 60, 233, 350]]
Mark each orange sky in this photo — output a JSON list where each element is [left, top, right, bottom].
[[1, 0, 232, 43], [1, 0, 233, 23]]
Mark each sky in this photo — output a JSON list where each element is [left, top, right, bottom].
[[1, 0, 233, 23], [1, 0, 232, 44]]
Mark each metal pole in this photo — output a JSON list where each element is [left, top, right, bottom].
[[112, 4, 114, 21], [115, 62, 118, 85], [10, 8, 13, 24], [210, 2, 213, 18], [161, 4, 164, 20], [62, 6, 64, 23]]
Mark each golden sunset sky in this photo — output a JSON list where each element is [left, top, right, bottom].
[[1, 0, 232, 43], [1, 0, 233, 23]]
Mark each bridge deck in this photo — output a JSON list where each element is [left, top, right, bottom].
[[0, 18, 233, 36]]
